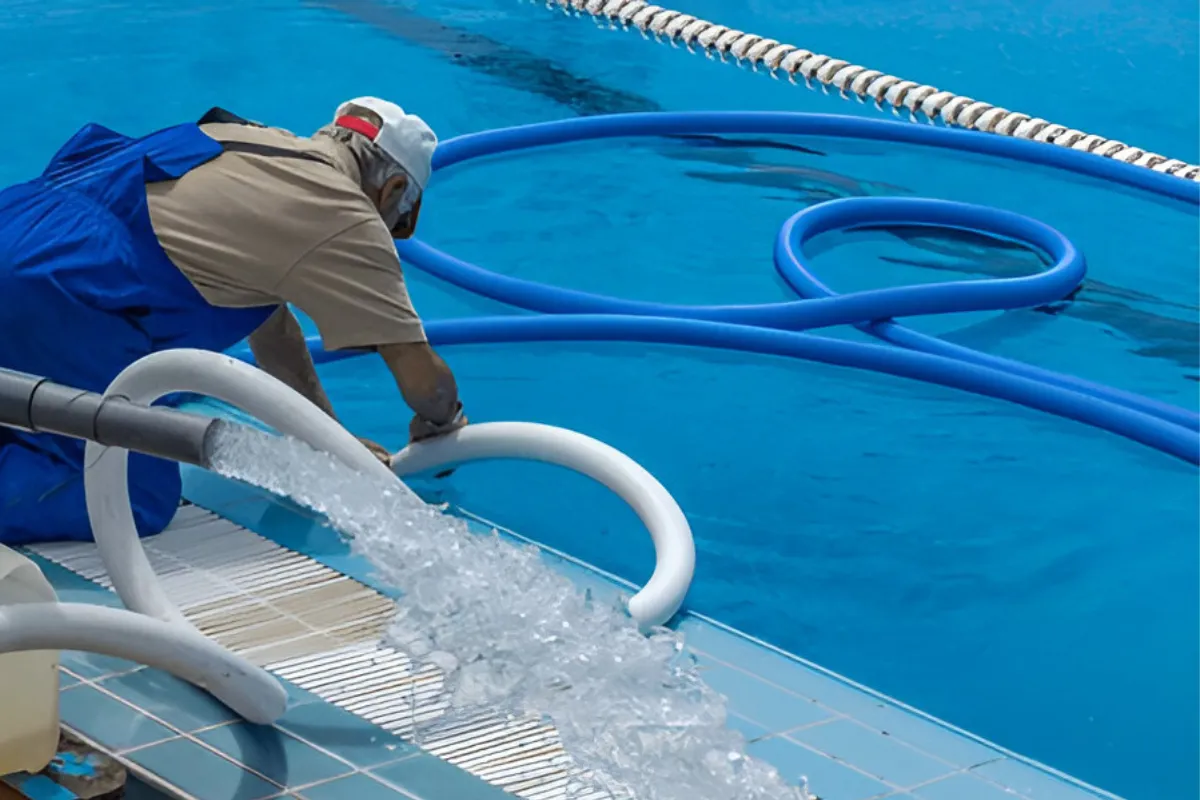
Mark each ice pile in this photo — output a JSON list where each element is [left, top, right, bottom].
[[210, 424, 812, 800]]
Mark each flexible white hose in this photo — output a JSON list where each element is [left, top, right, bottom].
[[392, 421, 695, 628], [534, 0, 1200, 181], [85, 350, 399, 627], [63, 348, 693, 724], [77, 349, 402, 725], [0, 603, 284, 724]]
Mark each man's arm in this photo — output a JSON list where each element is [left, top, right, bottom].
[[248, 305, 337, 419], [276, 217, 465, 442], [377, 342, 465, 440]]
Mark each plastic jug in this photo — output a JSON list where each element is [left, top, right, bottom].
[[0, 547, 59, 776]]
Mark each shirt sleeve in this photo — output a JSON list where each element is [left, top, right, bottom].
[[275, 217, 427, 351]]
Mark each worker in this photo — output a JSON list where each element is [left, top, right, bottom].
[[0, 97, 466, 545]]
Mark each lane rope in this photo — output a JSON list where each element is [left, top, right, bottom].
[[524, 0, 1200, 182]]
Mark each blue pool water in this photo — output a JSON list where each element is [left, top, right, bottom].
[[2, 2, 1197, 798]]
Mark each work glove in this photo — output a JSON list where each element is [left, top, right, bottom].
[[409, 403, 468, 444]]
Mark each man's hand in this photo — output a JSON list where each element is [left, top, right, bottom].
[[358, 437, 392, 465]]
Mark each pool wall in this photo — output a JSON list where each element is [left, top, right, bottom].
[[17, 467, 1128, 800]]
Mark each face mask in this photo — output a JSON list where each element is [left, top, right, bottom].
[[316, 124, 426, 239], [379, 168, 423, 238]]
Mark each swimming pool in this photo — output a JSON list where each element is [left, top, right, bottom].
[[2, 1, 1196, 798]]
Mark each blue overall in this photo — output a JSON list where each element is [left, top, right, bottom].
[[0, 115, 277, 544]]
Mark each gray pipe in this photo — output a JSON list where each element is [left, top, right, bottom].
[[0, 368, 217, 467]]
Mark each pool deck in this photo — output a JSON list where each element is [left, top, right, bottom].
[[14, 467, 1120, 800]]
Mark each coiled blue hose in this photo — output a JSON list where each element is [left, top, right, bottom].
[[278, 112, 1200, 464]]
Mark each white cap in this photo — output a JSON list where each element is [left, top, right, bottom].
[[334, 96, 437, 191]]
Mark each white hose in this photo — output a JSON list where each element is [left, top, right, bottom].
[[76, 348, 402, 725], [69, 349, 403, 724], [0, 603, 283, 724], [391, 422, 695, 628], [61, 348, 693, 724], [85, 350, 398, 628]]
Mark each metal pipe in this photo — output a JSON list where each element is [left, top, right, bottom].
[[0, 368, 217, 467], [0, 368, 41, 430]]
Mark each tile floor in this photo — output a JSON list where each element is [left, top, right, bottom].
[[9, 467, 1122, 800]]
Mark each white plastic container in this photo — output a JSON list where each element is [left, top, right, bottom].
[[0, 547, 59, 776]]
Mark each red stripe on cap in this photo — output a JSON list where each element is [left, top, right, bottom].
[[334, 115, 381, 140]]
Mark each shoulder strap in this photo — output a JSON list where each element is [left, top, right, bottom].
[[217, 140, 329, 165], [197, 107, 330, 165], [197, 107, 266, 127]]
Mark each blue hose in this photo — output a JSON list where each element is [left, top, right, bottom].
[[775, 199, 1198, 430], [262, 112, 1200, 464]]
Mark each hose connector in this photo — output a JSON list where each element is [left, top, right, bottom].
[[0, 368, 218, 467]]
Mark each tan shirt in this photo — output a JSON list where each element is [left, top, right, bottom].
[[145, 122, 426, 350]]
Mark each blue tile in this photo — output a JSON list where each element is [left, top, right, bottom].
[[3, 773, 77, 800], [124, 777, 203, 800], [299, 773, 413, 800], [196, 723, 355, 789], [728, 712, 770, 742], [129, 738, 281, 800], [22, 553, 121, 606], [100, 668, 238, 732], [680, 617, 890, 720], [275, 701, 418, 767], [677, 617, 803, 685], [916, 772, 1036, 800], [747, 736, 893, 800], [373, 754, 512, 800], [59, 685, 174, 753], [678, 617, 1002, 770], [701, 664, 834, 735], [833, 700, 1002, 770], [48, 584, 123, 607], [973, 758, 1100, 799], [58, 667, 80, 689], [280, 678, 324, 708], [59, 651, 140, 680], [791, 720, 955, 789]]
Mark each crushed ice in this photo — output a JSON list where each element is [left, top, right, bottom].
[[209, 423, 813, 800]]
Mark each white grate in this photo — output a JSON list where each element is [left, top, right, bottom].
[[30, 505, 614, 800]]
